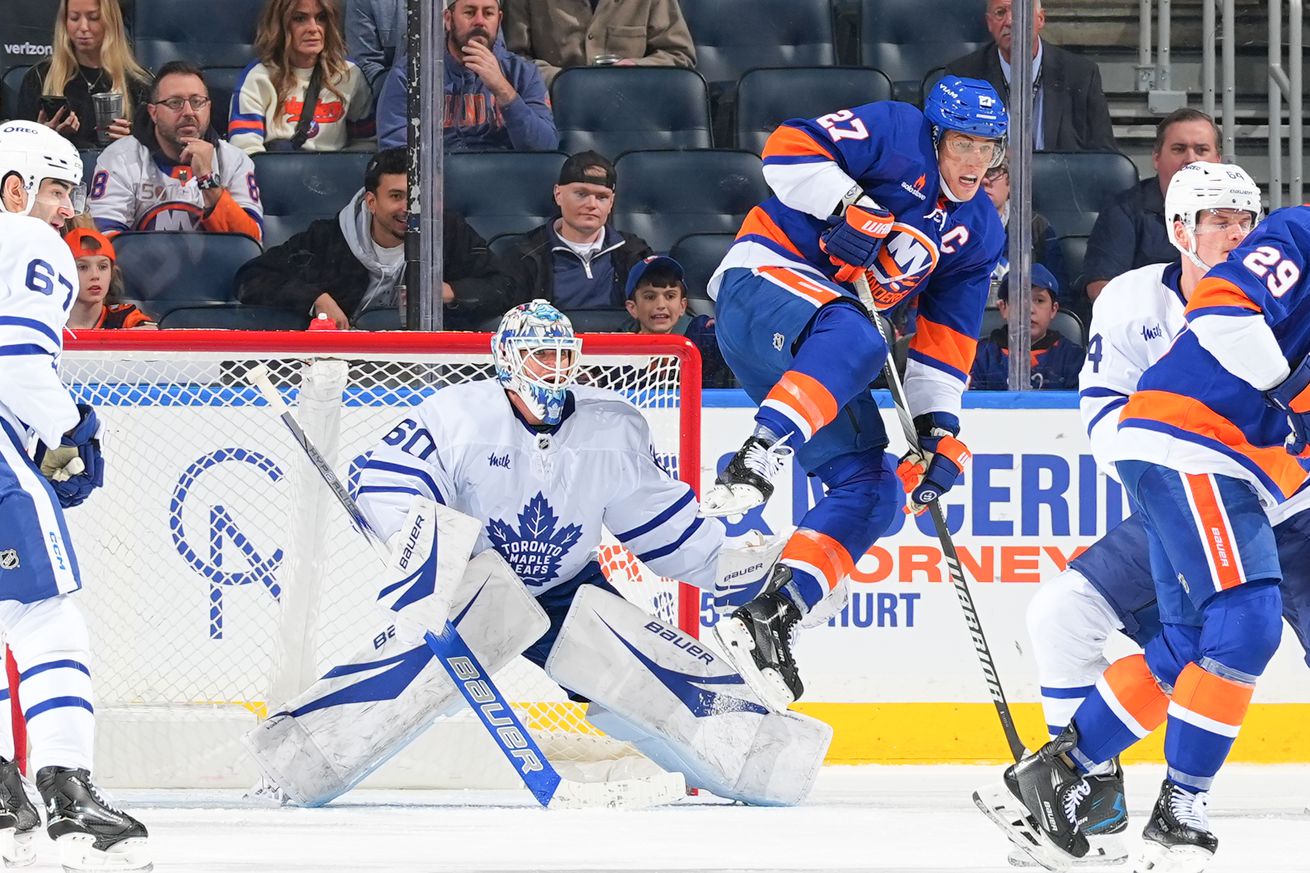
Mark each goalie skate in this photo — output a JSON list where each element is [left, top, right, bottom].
[[712, 566, 804, 712], [37, 767, 149, 872], [0, 757, 39, 867], [699, 434, 793, 517]]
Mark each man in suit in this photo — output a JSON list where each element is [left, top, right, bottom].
[[946, 0, 1116, 152]]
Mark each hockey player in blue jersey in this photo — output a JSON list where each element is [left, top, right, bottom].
[[980, 204, 1310, 873], [698, 77, 1008, 712], [244, 300, 832, 808], [0, 120, 149, 870]]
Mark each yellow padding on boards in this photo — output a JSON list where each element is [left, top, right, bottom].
[[792, 702, 1310, 764]]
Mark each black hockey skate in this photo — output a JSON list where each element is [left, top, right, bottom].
[[974, 725, 1091, 871], [699, 434, 793, 517], [0, 756, 40, 866], [1007, 759, 1128, 867], [1136, 780, 1216, 873], [37, 767, 150, 872], [713, 564, 804, 712]]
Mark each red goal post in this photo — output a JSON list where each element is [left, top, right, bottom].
[[6, 330, 704, 788]]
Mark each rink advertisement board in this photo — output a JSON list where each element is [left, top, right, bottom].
[[700, 392, 1310, 764]]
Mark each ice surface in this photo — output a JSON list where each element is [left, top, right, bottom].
[[36, 764, 1310, 872]]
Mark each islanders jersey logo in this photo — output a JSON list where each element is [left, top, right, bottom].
[[866, 223, 941, 309], [487, 492, 582, 585]]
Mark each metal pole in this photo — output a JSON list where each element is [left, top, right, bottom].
[[1221, 0, 1235, 161], [1289, 0, 1303, 204], [1202, 0, 1216, 118], [1268, 0, 1283, 207], [1158, 0, 1172, 91], [1007, 0, 1034, 391], [405, 0, 444, 330], [1138, 0, 1155, 91]]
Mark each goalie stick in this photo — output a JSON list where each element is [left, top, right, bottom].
[[245, 364, 685, 809], [854, 276, 1028, 762]]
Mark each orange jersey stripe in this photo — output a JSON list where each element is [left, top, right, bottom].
[[1101, 654, 1169, 732], [1120, 389, 1310, 498], [1187, 277, 1262, 314], [738, 208, 805, 259], [1182, 474, 1245, 590], [781, 529, 855, 591], [1171, 662, 1254, 730], [761, 125, 832, 162], [765, 371, 839, 435], [909, 317, 977, 377], [756, 265, 841, 307]]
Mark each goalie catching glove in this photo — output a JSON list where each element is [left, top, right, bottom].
[[819, 195, 894, 283], [34, 403, 104, 508], [896, 412, 970, 515]]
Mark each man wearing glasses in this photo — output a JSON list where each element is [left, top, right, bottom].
[[90, 61, 263, 242]]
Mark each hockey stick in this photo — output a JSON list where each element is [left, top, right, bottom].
[[854, 276, 1028, 762], [245, 365, 685, 809]]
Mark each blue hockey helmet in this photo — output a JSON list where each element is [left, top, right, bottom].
[[492, 299, 583, 425], [924, 76, 1009, 163]]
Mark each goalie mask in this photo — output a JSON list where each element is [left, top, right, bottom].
[[0, 120, 85, 217], [1165, 161, 1262, 271], [492, 300, 582, 426]]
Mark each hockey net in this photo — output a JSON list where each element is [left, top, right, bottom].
[[24, 331, 702, 789]]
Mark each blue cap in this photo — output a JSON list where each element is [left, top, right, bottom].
[[624, 255, 684, 299], [998, 263, 1060, 300]]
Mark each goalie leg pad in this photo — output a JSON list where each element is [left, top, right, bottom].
[[243, 550, 548, 806], [378, 498, 483, 639], [545, 585, 832, 806]]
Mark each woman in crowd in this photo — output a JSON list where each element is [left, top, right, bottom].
[[16, 0, 151, 149], [230, 0, 373, 154]]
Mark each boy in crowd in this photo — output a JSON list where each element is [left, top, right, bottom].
[[970, 263, 1084, 389], [624, 255, 732, 388]]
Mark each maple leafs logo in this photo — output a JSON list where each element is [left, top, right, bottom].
[[487, 492, 583, 586]]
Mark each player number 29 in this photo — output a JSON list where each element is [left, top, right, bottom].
[[1242, 245, 1301, 297], [816, 110, 869, 142]]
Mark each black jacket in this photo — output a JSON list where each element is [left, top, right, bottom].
[[17, 60, 152, 150], [503, 221, 653, 310], [945, 40, 1116, 152], [237, 209, 515, 329]]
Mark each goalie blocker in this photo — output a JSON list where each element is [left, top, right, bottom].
[[245, 512, 829, 807]]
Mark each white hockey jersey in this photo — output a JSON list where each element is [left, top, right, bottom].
[[1078, 262, 1185, 481], [355, 380, 723, 596], [0, 213, 80, 448]]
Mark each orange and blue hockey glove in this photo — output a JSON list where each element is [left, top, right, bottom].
[[1266, 355, 1310, 456], [896, 413, 971, 515], [819, 198, 894, 283]]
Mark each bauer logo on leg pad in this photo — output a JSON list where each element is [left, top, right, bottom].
[[643, 622, 714, 665], [448, 656, 545, 775]]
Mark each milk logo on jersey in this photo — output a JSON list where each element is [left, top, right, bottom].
[[866, 223, 942, 309], [1140, 323, 1164, 341], [488, 452, 511, 469], [487, 492, 582, 584]]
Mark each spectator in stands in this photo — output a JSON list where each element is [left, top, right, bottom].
[[346, 0, 404, 99], [64, 228, 156, 329], [503, 150, 652, 310], [624, 255, 732, 388], [236, 148, 513, 329], [970, 263, 1083, 390], [230, 0, 373, 154], [504, 0, 696, 87], [376, 0, 557, 151], [16, 0, 151, 149], [981, 159, 1065, 303], [1082, 107, 1220, 300], [90, 61, 264, 242], [946, 0, 1115, 151]]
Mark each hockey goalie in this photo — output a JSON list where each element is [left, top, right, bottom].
[[243, 300, 832, 807]]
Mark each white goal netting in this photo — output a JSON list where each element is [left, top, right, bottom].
[[27, 331, 701, 789]]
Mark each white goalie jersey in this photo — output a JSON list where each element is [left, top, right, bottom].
[[354, 379, 723, 595], [1078, 262, 1187, 481]]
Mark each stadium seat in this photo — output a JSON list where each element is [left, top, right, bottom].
[[561, 309, 631, 332], [132, 0, 266, 70], [158, 304, 311, 330], [203, 66, 245, 137], [734, 66, 892, 154], [252, 151, 373, 248], [860, 0, 989, 103], [1058, 234, 1090, 295], [2, 66, 29, 121], [112, 232, 262, 319], [1032, 152, 1139, 237], [445, 151, 567, 242], [978, 307, 1087, 350], [488, 233, 523, 261], [353, 308, 404, 331], [613, 150, 767, 253], [669, 232, 733, 311], [551, 67, 712, 156], [680, 0, 836, 97], [78, 150, 101, 189]]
